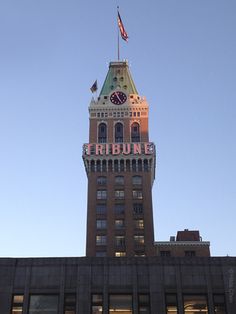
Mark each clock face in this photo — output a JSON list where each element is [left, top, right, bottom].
[[110, 91, 127, 105]]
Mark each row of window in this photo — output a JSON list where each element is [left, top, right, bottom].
[[96, 251, 146, 257], [166, 294, 226, 314], [97, 175, 142, 185], [92, 293, 149, 314], [160, 250, 197, 257], [90, 159, 150, 173], [97, 190, 143, 200], [12, 293, 226, 314], [98, 122, 140, 143], [96, 203, 143, 215], [11, 294, 76, 314], [96, 235, 145, 247], [96, 219, 144, 230], [96, 111, 143, 118]]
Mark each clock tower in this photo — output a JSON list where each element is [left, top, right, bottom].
[[83, 61, 156, 257]]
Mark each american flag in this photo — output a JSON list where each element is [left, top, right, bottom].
[[118, 11, 128, 42]]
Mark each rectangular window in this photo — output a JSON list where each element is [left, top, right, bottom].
[[135, 251, 145, 257], [64, 294, 76, 314], [114, 204, 125, 215], [96, 220, 107, 229], [138, 294, 150, 314], [134, 235, 144, 246], [115, 176, 124, 185], [133, 203, 143, 215], [133, 190, 143, 199], [109, 294, 132, 314], [183, 295, 208, 314], [96, 251, 106, 257], [185, 250, 196, 257], [160, 251, 171, 257], [166, 294, 178, 314], [96, 235, 107, 246], [213, 295, 226, 314], [97, 190, 107, 200], [29, 295, 59, 314], [115, 219, 125, 229], [11, 295, 24, 314], [132, 175, 142, 185], [135, 219, 144, 229], [97, 176, 107, 185], [96, 204, 107, 214], [115, 236, 125, 247], [115, 251, 126, 257], [92, 294, 103, 314], [115, 190, 125, 199]]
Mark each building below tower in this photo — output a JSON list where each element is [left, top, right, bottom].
[[0, 256, 235, 313]]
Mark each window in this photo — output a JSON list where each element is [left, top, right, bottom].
[[133, 190, 143, 199], [97, 190, 107, 200], [11, 295, 24, 314], [97, 176, 107, 185], [115, 190, 125, 199], [183, 295, 208, 314], [96, 204, 107, 214], [138, 294, 150, 314], [115, 251, 126, 257], [132, 175, 142, 185], [64, 294, 76, 314], [133, 203, 143, 215], [109, 295, 132, 314], [29, 295, 59, 314], [134, 235, 144, 246], [185, 250, 196, 257], [115, 236, 125, 247], [135, 219, 144, 229], [92, 294, 103, 314], [166, 294, 178, 314], [115, 122, 124, 143], [115, 176, 124, 185], [213, 295, 226, 314], [131, 122, 140, 142], [114, 204, 125, 215], [160, 250, 171, 257], [98, 123, 107, 143], [135, 251, 145, 257], [96, 220, 107, 229], [96, 251, 106, 257], [96, 235, 107, 246], [115, 219, 125, 229]]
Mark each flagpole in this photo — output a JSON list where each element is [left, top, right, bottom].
[[117, 6, 120, 61]]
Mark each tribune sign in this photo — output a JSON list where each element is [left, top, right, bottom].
[[83, 142, 155, 157]]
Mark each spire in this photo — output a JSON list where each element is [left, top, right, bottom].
[[99, 61, 138, 97]]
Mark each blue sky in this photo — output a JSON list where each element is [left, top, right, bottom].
[[0, 0, 235, 257]]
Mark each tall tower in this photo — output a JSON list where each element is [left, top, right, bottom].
[[83, 61, 156, 257]]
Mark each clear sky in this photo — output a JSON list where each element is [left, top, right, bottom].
[[0, 0, 235, 257]]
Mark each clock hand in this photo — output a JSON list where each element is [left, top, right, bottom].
[[115, 91, 122, 102]]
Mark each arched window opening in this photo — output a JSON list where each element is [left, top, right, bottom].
[[102, 160, 106, 172], [97, 160, 101, 172], [114, 160, 119, 172], [132, 159, 137, 172], [98, 123, 107, 143], [144, 159, 148, 172], [131, 122, 140, 142], [138, 159, 142, 172], [115, 123, 123, 143]]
